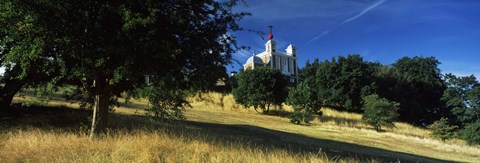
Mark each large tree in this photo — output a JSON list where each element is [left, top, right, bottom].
[[4, 0, 246, 137], [232, 67, 288, 114], [299, 55, 375, 112], [442, 73, 480, 126], [440, 74, 480, 145], [376, 56, 446, 125], [0, 1, 62, 110]]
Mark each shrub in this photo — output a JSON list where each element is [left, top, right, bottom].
[[289, 112, 303, 124], [362, 94, 399, 131], [461, 120, 480, 145], [286, 81, 321, 124], [428, 117, 458, 141]]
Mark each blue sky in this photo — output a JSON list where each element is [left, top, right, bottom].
[[229, 0, 480, 78]]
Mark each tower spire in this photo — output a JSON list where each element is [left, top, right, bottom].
[[268, 25, 274, 40]]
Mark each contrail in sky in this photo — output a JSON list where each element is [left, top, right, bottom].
[[308, 30, 331, 43], [308, 0, 386, 43], [341, 0, 386, 25]]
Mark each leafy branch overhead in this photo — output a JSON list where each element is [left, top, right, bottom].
[[1, 0, 248, 137]]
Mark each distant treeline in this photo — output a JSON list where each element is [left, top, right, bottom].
[[232, 54, 479, 145], [297, 55, 479, 144]]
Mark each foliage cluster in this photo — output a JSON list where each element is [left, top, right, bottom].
[[0, 0, 247, 136], [441, 74, 480, 144], [428, 117, 458, 141], [286, 80, 322, 124], [285, 55, 479, 144], [232, 67, 288, 114], [361, 94, 399, 131], [461, 120, 480, 145]]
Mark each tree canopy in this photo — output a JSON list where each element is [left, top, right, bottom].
[[298, 55, 375, 112], [0, 1, 63, 109], [232, 67, 288, 114], [441, 73, 480, 144], [362, 94, 399, 131], [371, 56, 447, 125], [1, 0, 247, 137], [295, 56, 451, 126], [442, 73, 480, 126], [286, 78, 322, 124]]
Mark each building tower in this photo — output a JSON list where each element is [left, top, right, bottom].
[[265, 25, 276, 54], [242, 25, 298, 84]]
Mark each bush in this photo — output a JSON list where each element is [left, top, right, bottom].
[[428, 117, 458, 141], [362, 94, 399, 131], [461, 120, 480, 145], [286, 81, 322, 124], [289, 112, 303, 124]]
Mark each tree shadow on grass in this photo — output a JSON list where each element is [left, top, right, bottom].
[[1, 105, 455, 163], [318, 115, 363, 127], [151, 120, 454, 163], [1, 104, 91, 130], [265, 109, 291, 118]]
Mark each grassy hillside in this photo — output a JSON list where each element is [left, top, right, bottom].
[[187, 92, 480, 162], [0, 115, 337, 163], [1, 91, 479, 162]]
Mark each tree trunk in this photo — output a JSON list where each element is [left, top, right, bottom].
[[0, 93, 15, 110], [220, 93, 225, 110], [0, 79, 26, 110], [90, 93, 109, 138], [253, 107, 261, 113], [85, 75, 113, 138], [264, 103, 270, 114]]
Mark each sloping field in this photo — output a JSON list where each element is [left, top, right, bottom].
[[185, 92, 480, 162], [1, 92, 479, 162]]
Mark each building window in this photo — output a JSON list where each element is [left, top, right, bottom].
[[282, 58, 287, 73], [286, 58, 289, 73], [289, 59, 293, 73], [276, 56, 281, 70]]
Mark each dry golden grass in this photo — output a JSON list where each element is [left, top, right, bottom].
[[2, 92, 372, 163], [0, 128, 351, 163], [0, 116, 367, 163], [187, 92, 434, 138], [188, 92, 249, 112], [3, 91, 480, 162], [186, 92, 480, 162], [316, 107, 431, 138]]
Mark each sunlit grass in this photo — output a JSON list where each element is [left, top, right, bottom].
[[3, 92, 367, 163], [187, 92, 431, 138], [0, 107, 363, 163], [2, 91, 480, 162], [1, 128, 354, 163], [186, 92, 480, 162]]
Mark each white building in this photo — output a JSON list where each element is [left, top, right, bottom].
[[243, 29, 298, 84]]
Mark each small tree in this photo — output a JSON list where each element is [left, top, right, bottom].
[[232, 67, 287, 114], [428, 117, 458, 141], [461, 120, 480, 145], [286, 79, 322, 124], [362, 94, 399, 131]]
